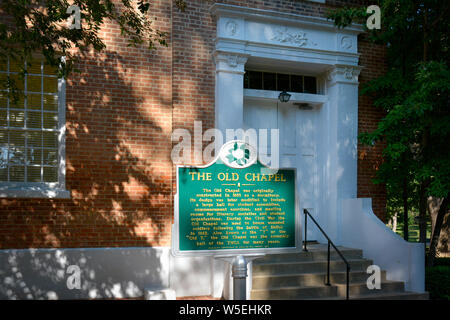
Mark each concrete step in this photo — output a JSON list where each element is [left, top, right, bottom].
[[252, 258, 373, 276], [248, 243, 428, 300], [252, 270, 387, 290], [336, 280, 405, 297], [311, 291, 429, 300], [254, 246, 363, 264], [251, 284, 338, 300], [352, 291, 429, 300], [251, 280, 407, 300]]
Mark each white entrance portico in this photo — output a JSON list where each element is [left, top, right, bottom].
[[208, 3, 425, 298], [212, 3, 362, 244]]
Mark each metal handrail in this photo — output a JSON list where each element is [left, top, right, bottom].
[[303, 209, 351, 300]]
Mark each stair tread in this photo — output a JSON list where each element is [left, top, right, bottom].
[[252, 269, 376, 279], [251, 279, 403, 292], [307, 291, 428, 300], [335, 279, 404, 286], [351, 291, 429, 300], [254, 258, 370, 266], [251, 284, 334, 292]]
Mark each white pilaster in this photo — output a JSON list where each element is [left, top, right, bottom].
[[214, 52, 249, 138], [322, 64, 362, 243]]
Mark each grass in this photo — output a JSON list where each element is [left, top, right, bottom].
[[391, 221, 431, 243], [386, 221, 450, 300], [426, 260, 450, 300]]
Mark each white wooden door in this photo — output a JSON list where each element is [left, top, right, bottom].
[[244, 99, 319, 241]]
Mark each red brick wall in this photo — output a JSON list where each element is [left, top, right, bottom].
[[0, 0, 386, 249], [357, 32, 387, 221], [0, 0, 173, 248]]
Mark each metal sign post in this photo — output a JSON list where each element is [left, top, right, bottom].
[[215, 254, 265, 300], [232, 255, 247, 300]]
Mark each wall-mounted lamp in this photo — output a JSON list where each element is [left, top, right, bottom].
[[278, 91, 291, 103]]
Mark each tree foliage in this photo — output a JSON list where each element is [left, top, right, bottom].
[[0, 0, 186, 94], [327, 0, 450, 263]]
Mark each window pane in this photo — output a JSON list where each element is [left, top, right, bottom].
[[277, 73, 290, 91], [291, 75, 303, 93], [43, 63, 58, 76], [27, 61, 42, 75], [243, 71, 249, 89], [9, 147, 25, 164], [27, 111, 42, 128], [244, 70, 317, 95], [27, 75, 41, 92], [27, 131, 42, 147], [0, 167, 7, 181], [9, 60, 23, 73], [0, 130, 7, 144], [10, 166, 25, 182], [0, 93, 7, 108], [0, 59, 7, 71], [263, 72, 276, 91], [43, 132, 58, 148], [43, 77, 57, 93], [28, 94, 41, 110], [43, 112, 58, 129], [43, 95, 58, 111], [43, 166, 57, 182], [10, 110, 25, 127], [10, 74, 25, 91], [27, 148, 42, 165], [0, 146, 7, 169], [43, 149, 57, 166], [248, 71, 262, 90], [0, 73, 7, 85], [0, 110, 6, 127], [27, 166, 41, 182], [0, 132, 7, 170], [304, 76, 317, 94], [10, 96, 25, 109], [9, 130, 25, 147]]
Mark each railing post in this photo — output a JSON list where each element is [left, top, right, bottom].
[[346, 265, 350, 300], [303, 208, 351, 300], [303, 209, 308, 252], [326, 240, 331, 286]]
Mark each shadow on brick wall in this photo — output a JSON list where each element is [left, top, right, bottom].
[[0, 42, 175, 298]]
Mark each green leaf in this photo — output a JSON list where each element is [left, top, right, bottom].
[[226, 154, 235, 163]]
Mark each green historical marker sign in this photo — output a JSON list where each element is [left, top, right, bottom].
[[172, 140, 300, 256]]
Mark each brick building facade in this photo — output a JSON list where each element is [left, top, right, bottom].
[[0, 1, 404, 300], [0, 0, 385, 250]]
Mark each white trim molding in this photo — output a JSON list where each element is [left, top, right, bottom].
[[0, 186, 70, 199], [211, 3, 363, 35], [244, 89, 327, 107]]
